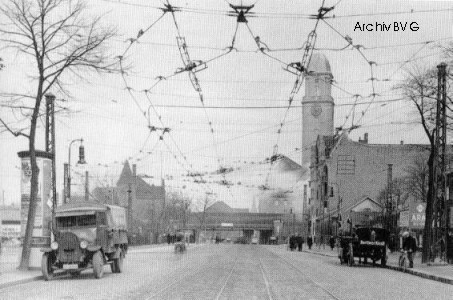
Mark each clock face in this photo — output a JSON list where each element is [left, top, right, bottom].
[[311, 105, 322, 117]]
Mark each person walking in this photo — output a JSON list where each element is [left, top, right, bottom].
[[296, 234, 304, 251], [329, 235, 335, 250], [402, 231, 417, 268], [307, 236, 313, 250]]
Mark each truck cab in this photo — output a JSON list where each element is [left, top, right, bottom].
[[41, 202, 128, 280]]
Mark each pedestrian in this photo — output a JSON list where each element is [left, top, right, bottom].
[[167, 233, 171, 245], [329, 235, 335, 250], [307, 236, 313, 250], [402, 231, 417, 268], [296, 233, 303, 251], [289, 235, 296, 251]]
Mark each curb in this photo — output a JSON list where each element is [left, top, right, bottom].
[[384, 264, 453, 285], [0, 275, 42, 290], [302, 249, 453, 285]]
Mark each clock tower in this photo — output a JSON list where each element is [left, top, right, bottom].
[[301, 53, 334, 168]]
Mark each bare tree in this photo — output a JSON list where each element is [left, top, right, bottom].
[[395, 64, 452, 263], [0, 0, 119, 269], [404, 154, 429, 204]]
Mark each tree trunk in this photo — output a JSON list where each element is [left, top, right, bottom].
[[18, 85, 43, 270], [422, 147, 435, 263]]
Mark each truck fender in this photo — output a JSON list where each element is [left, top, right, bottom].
[[87, 245, 102, 252], [40, 248, 53, 253]]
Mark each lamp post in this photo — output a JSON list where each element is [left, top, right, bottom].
[[65, 138, 86, 203]]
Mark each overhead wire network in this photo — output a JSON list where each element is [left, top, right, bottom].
[[90, 0, 452, 199], [258, 0, 330, 191], [164, 0, 237, 198], [114, 4, 216, 197]]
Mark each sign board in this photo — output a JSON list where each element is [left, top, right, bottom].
[[399, 210, 409, 227], [409, 202, 426, 229], [19, 154, 52, 238], [221, 223, 233, 227]]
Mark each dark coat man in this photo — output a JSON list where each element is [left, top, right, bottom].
[[402, 232, 417, 268], [296, 235, 304, 251], [289, 235, 296, 251], [307, 236, 313, 249], [329, 236, 335, 250]]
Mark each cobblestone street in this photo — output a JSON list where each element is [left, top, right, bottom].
[[0, 244, 452, 300]]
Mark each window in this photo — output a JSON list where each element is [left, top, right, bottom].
[[337, 155, 355, 175], [57, 214, 96, 228]]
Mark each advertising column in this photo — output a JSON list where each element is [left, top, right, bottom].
[[18, 150, 52, 269]]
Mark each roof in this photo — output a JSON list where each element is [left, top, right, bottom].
[[116, 160, 134, 186], [307, 53, 331, 74], [55, 201, 108, 214], [206, 201, 234, 213]]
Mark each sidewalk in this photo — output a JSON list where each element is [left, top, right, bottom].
[[300, 244, 453, 285], [0, 243, 198, 289]]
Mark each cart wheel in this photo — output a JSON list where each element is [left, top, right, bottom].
[[381, 257, 387, 266]]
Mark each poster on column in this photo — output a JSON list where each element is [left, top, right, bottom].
[[20, 156, 50, 238]]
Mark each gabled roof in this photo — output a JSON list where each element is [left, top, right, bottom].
[[116, 161, 134, 186], [349, 197, 382, 213], [206, 201, 234, 213]]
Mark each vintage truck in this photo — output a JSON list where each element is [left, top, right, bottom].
[[41, 202, 128, 280]]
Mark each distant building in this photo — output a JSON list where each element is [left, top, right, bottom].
[[309, 131, 430, 238], [92, 161, 166, 244], [0, 205, 21, 240], [206, 201, 248, 213], [256, 156, 304, 217]]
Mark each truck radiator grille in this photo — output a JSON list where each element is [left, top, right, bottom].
[[58, 232, 81, 263]]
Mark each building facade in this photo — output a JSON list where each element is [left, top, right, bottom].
[[92, 161, 166, 244], [309, 132, 430, 239]]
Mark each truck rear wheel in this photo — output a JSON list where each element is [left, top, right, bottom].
[[93, 251, 104, 279], [41, 253, 54, 281]]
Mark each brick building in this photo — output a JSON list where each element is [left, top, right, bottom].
[[308, 132, 430, 239], [92, 161, 166, 243]]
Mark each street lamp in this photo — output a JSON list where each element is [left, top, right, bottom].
[[65, 138, 86, 202]]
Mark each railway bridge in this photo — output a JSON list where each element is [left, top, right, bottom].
[[185, 212, 303, 244]]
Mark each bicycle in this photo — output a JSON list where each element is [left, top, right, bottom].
[[398, 249, 409, 270]]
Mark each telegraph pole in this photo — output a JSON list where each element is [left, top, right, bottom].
[[431, 62, 448, 263], [45, 94, 56, 233], [85, 171, 89, 202], [386, 164, 393, 232]]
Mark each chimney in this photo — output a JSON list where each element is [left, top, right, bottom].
[[364, 133, 368, 144], [400, 140, 404, 145], [132, 164, 137, 177]]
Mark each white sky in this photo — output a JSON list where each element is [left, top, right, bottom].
[[0, 0, 452, 209]]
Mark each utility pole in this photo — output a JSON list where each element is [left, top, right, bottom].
[[386, 164, 393, 232], [127, 184, 133, 232], [431, 62, 448, 263], [45, 94, 56, 233], [85, 171, 89, 202]]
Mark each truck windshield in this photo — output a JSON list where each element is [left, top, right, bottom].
[[57, 214, 96, 228]]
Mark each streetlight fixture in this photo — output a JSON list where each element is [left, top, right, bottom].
[[65, 138, 86, 203]]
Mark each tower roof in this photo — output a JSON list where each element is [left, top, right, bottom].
[[307, 53, 331, 74]]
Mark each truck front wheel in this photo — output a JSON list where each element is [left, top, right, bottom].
[[41, 253, 54, 281], [93, 251, 104, 279]]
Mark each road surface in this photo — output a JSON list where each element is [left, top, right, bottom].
[[0, 244, 451, 299]]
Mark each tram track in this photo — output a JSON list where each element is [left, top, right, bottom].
[[267, 249, 344, 300]]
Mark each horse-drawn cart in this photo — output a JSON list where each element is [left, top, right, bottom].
[[338, 227, 389, 267]]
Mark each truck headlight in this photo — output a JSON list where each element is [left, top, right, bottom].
[[80, 240, 88, 249], [51, 241, 58, 250]]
